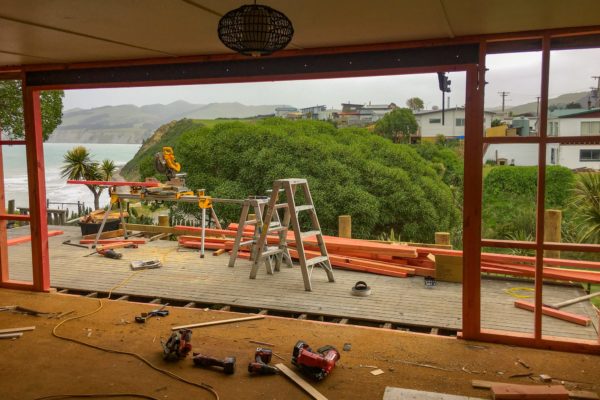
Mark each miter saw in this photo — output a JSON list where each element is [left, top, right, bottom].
[[150, 146, 193, 197]]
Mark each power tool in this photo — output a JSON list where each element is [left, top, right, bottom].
[[135, 303, 169, 323], [151, 146, 193, 198], [248, 348, 278, 375], [192, 353, 236, 375], [161, 329, 192, 361], [291, 340, 340, 381]]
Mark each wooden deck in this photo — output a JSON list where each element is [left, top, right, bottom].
[[6, 226, 599, 340]]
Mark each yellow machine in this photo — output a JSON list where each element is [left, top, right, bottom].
[[155, 146, 181, 181], [152, 146, 193, 197]]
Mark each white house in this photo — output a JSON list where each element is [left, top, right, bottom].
[[548, 108, 600, 169], [414, 107, 496, 142], [483, 108, 600, 170]]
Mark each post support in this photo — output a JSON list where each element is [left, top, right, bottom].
[[338, 215, 351, 238]]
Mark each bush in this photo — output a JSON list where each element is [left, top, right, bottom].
[[125, 118, 461, 242]]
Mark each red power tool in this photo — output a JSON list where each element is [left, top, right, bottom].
[[248, 348, 278, 375], [291, 340, 340, 381], [192, 353, 236, 375], [161, 329, 192, 361]]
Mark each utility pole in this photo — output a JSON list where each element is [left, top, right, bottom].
[[592, 76, 600, 107], [536, 96, 541, 116], [498, 91, 510, 112]]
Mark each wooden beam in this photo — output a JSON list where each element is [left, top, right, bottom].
[[275, 363, 328, 400], [171, 315, 264, 330], [549, 292, 600, 309], [183, 302, 196, 308], [514, 301, 591, 326], [0, 332, 23, 339], [8, 230, 64, 246], [0, 326, 35, 334], [82, 229, 126, 240], [534, 35, 551, 340], [23, 86, 49, 292], [461, 51, 485, 338], [0, 145, 8, 286]]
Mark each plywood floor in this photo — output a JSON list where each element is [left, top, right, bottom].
[[6, 226, 599, 340]]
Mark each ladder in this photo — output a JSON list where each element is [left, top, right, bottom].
[[250, 179, 335, 291], [229, 196, 293, 270]]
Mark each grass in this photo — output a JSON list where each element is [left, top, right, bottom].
[[590, 284, 600, 307]]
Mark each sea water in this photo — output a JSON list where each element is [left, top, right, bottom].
[[2, 143, 141, 213]]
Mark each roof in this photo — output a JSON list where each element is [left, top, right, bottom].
[[555, 108, 600, 118], [0, 1, 599, 68], [415, 107, 497, 116], [363, 104, 395, 109]]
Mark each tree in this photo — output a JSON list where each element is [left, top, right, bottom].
[[374, 108, 418, 143], [565, 101, 582, 109], [491, 118, 504, 127], [572, 173, 600, 243], [405, 97, 424, 111], [0, 80, 64, 141], [60, 146, 115, 210]]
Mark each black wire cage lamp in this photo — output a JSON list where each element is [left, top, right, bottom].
[[218, 2, 294, 57]]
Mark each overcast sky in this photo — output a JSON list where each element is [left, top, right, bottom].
[[63, 48, 599, 111]]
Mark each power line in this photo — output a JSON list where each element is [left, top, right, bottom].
[[592, 76, 600, 107], [498, 91, 510, 112]]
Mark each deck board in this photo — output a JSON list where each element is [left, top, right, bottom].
[[6, 226, 599, 339]]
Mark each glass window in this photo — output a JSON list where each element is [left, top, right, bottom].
[[429, 118, 441, 124], [456, 118, 465, 126], [580, 149, 600, 161], [581, 121, 600, 136]]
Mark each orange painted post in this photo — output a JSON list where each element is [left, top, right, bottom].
[[338, 215, 351, 238], [534, 35, 551, 340], [0, 145, 8, 283], [23, 86, 50, 292], [461, 49, 486, 338]]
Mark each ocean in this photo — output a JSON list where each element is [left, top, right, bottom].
[[2, 143, 141, 213]]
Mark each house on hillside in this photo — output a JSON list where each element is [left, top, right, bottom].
[[414, 107, 496, 142], [300, 105, 328, 120], [484, 108, 600, 169]]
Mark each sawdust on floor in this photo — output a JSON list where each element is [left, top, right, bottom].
[[0, 289, 598, 400]]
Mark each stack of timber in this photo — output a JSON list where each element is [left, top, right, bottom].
[[173, 224, 600, 285]]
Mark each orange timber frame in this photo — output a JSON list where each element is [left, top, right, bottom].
[[1, 25, 599, 353]]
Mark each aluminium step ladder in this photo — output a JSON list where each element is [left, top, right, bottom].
[[228, 195, 293, 270], [250, 178, 335, 291]]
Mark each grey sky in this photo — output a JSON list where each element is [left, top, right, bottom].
[[63, 49, 600, 111]]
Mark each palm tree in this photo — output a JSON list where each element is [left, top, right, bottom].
[[572, 172, 600, 244], [61, 146, 115, 210]]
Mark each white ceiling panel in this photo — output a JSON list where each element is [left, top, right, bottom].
[[0, 0, 598, 67]]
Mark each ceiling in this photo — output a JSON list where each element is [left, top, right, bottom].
[[0, 0, 599, 68]]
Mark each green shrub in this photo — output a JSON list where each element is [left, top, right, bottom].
[[124, 118, 461, 242]]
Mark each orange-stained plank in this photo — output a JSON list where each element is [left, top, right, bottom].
[[514, 300, 591, 326], [7, 230, 64, 246], [79, 239, 145, 245]]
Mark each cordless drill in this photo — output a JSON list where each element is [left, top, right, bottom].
[[248, 348, 278, 375], [192, 353, 236, 375]]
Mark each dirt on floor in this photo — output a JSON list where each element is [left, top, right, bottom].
[[0, 289, 599, 400]]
